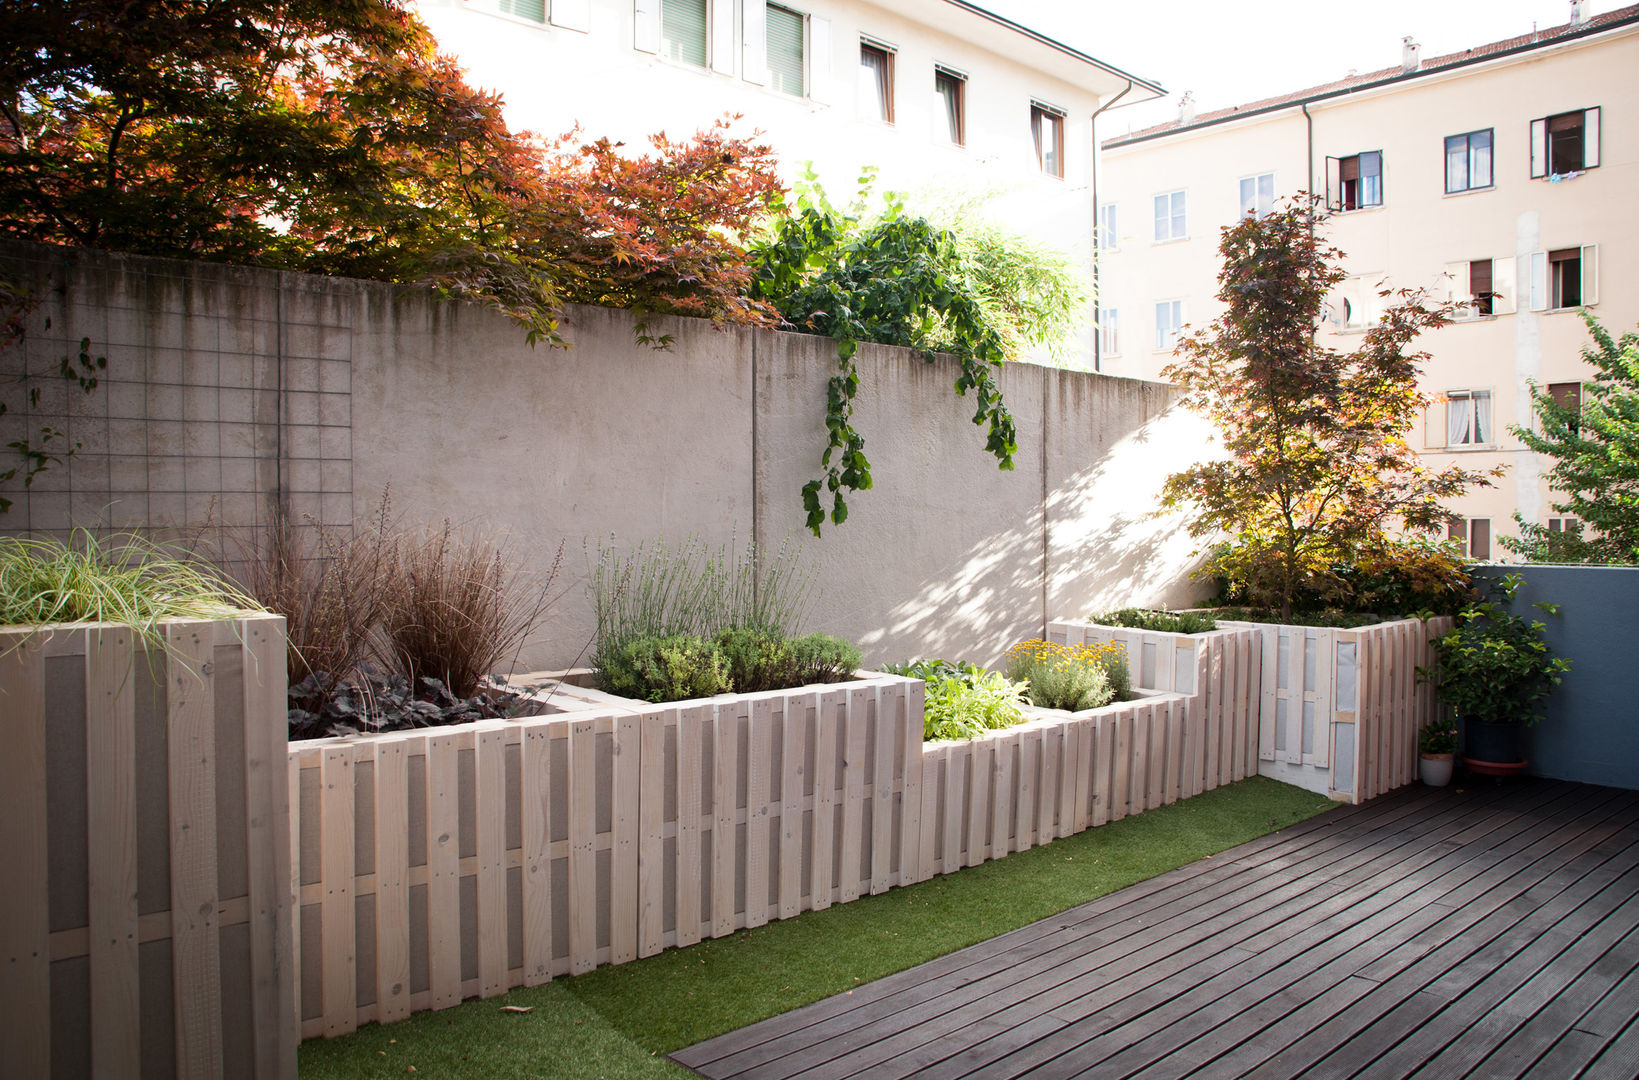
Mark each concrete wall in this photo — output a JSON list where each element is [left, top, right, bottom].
[[0, 241, 1216, 669], [1472, 564, 1639, 791]]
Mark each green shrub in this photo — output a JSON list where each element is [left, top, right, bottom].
[[883, 658, 1026, 740], [1089, 608, 1218, 634], [1002, 639, 1117, 712], [1103, 650, 1133, 700], [786, 633, 860, 685], [714, 627, 796, 693], [598, 634, 730, 703]]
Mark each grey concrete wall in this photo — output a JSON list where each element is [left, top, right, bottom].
[[1472, 564, 1639, 790], [1, 241, 1214, 669]]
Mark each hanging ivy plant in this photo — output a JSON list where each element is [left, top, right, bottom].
[[750, 183, 1018, 534]]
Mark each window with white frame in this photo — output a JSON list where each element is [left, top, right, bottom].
[[1329, 277, 1385, 331], [859, 40, 894, 123], [1444, 129, 1493, 193], [497, 0, 546, 21], [1445, 390, 1493, 447], [1154, 300, 1182, 352], [1239, 173, 1274, 217], [1447, 517, 1492, 560], [1032, 103, 1065, 177], [1531, 108, 1601, 177], [765, 3, 806, 96], [1153, 190, 1186, 242], [1445, 257, 1516, 318], [1527, 245, 1599, 310], [1326, 151, 1383, 210], [1099, 307, 1119, 356], [934, 66, 965, 145], [1097, 203, 1117, 251], [660, 0, 708, 66]]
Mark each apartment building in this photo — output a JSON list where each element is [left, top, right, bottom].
[[1096, 3, 1639, 558], [413, 0, 1163, 355]]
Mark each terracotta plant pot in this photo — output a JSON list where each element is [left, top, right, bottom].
[[1419, 752, 1454, 788]]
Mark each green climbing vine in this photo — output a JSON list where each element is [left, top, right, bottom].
[[750, 178, 1019, 535]]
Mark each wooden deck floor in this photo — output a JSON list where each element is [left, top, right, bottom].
[[673, 778, 1639, 1080]]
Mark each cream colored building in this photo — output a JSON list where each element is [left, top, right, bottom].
[[413, 0, 1163, 355], [1096, 4, 1639, 558]]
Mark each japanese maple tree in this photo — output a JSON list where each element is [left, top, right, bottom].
[[1161, 198, 1499, 618]]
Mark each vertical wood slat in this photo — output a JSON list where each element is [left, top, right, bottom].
[[1056, 722, 1078, 838], [966, 739, 991, 867], [1130, 705, 1151, 812], [1036, 726, 1059, 843], [870, 686, 895, 894], [86, 628, 141, 1079], [521, 726, 553, 984], [0, 632, 50, 1077], [744, 703, 772, 929], [811, 691, 838, 910], [287, 744, 302, 1041], [675, 705, 704, 947], [167, 622, 226, 1075], [942, 744, 966, 874], [898, 679, 924, 885], [780, 699, 805, 917], [1313, 629, 1334, 769], [838, 691, 867, 900], [1072, 716, 1093, 833], [318, 747, 355, 1037], [1017, 730, 1038, 847], [1226, 633, 1246, 782], [1090, 716, 1112, 827], [566, 720, 598, 972], [1111, 713, 1132, 821], [916, 742, 939, 882], [425, 734, 462, 1001], [638, 711, 667, 958], [711, 708, 738, 938], [610, 713, 640, 964], [475, 729, 508, 996], [373, 739, 412, 1019], [992, 734, 1015, 859], [1165, 701, 1184, 805], [1259, 625, 1279, 763], [1148, 704, 1167, 810]]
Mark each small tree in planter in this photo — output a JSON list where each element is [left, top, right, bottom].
[[1422, 573, 1571, 769], [1161, 197, 1501, 620]]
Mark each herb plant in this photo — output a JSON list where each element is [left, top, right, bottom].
[[1090, 608, 1219, 634], [1421, 573, 1571, 727], [1418, 721, 1458, 756], [600, 634, 731, 704], [882, 658, 1027, 741]]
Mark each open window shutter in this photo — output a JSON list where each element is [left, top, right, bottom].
[[1424, 404, 1442, 449], [1361, 150, 1383, 205], [808, 15, 832, 102], [1529, 250, 1548, 311], [741, 0, 766, 84], [634, 0, 660, 52], [1584, 107, 1601, 168], [1583, 244, 1599, 305], [1325, 156, 1342, 210], [1443, 261, 1468, 305], [1530, 117, 1547, 178], [1493, 256, 1517, 315], [710, 0, 734, 73], [551, 0, 591, 31]]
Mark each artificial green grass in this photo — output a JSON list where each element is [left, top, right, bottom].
[[298, 776, 1334, 1080]]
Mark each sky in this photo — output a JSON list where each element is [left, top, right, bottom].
[[982, 0, 1613, 135]]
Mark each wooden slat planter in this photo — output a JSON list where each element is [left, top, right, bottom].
[[1046, 620, 1263, 796], [0, 614, 294, 1080]]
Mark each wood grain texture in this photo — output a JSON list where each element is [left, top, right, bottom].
[[0, 631, 51, 1077]]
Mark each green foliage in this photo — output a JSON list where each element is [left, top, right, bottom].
[[599, 634, 731, 704], [1504, 314, 1639, 564], [1208, 532, 1473, 618], [785, 633, 861, 686], [713, 627, 795, 693], [0, 531, 260, 654], [749, 173, 1018, 534], [1206, 606, 1387, 629], [1090, 608, 1219, 634], [1002, 638, 1123, 712], [1418, 720, 1458, 756], [1161, 197, 1499, 619], [883, 658, 1027, 740], [1421, 573, 1570, 727]]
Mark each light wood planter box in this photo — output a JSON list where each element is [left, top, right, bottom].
[[1046, 620, 1264, 794], [0, 614, 294, 1080]]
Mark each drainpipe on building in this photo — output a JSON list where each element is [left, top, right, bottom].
[[1090, 79, 1134, 372], [1301, 100, 1315, 223]]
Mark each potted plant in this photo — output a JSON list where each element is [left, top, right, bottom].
[[1417, 720, 1458, 787], [1422, 573, 1571, 774]]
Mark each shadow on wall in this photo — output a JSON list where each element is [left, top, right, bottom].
[[1049, 403, 1223, 615]]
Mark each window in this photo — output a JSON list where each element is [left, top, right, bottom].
[[1445, 257, 1516, 317], [1099, 307, 1119, 357], [1548, 516, 1578, 533], [1528, 245, 1599, 310], [1153, 190, 1186, 242], [497, 0, 546, 21], [1330, 277, 1385, 330], [1445, 390, 1493, 447], [934, 66, 965, 145], [1032, 103, 1064, 178], [1444, 129, 1493, 193], [1531, 108, 1601, 177], [1326, 151, 1383, 210], [1448, 517, 1491, 560], [1239, 173, 1274, 217], [1546, 381, 1584, 434], [859, 41, 893, 123], [660, 0, 708, 66], [1155, 301, 1182, 352], [1097, 203, 1117, 251], [766, 4, 805, 96]]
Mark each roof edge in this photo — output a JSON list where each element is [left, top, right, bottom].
[[938, 0, 1167, 99]]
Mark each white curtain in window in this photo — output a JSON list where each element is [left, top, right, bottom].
[[1473, 392, 1491, 443], [935, 72, 961, 143], [859, 47, 889, 122], [1447, 395, 1472, 446]]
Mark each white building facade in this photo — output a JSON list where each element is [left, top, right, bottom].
[[413, 0, 1162, 358], [1096, 5, 1639, 558]]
